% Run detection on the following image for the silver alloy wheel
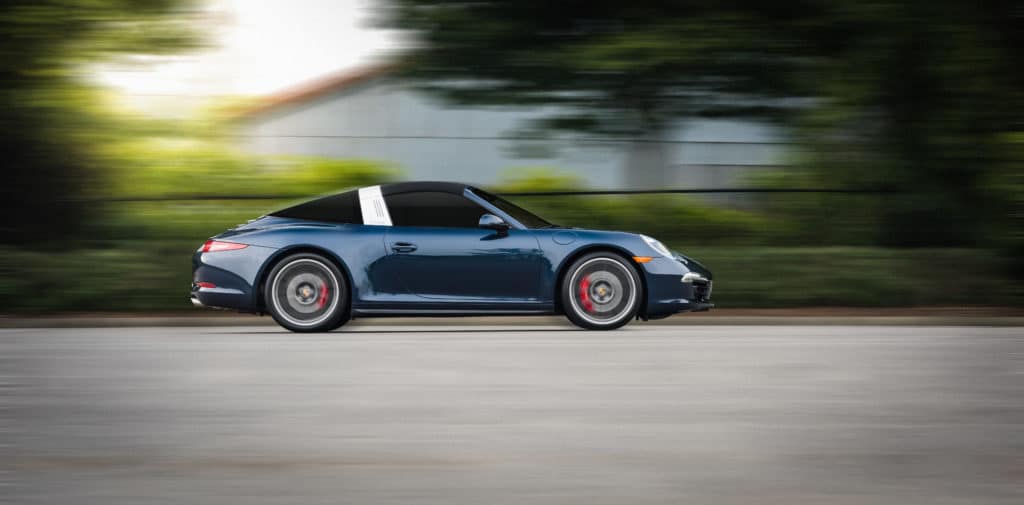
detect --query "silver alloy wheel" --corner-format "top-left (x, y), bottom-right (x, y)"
top-left (568, 257), bottom-right (637, 326)
top-left (269, 258), bottom-right (340, 328)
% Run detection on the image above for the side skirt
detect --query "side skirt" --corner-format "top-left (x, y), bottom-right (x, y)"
top-left (352, 308), bottom-right (554, 318)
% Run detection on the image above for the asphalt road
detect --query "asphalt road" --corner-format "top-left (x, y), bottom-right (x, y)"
top-left (3, 324), bottom-right (1022, 505)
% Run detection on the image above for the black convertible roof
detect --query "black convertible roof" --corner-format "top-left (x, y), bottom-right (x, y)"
top-left (380, 181), bottom-right (470, 195)
top-left (268, 181), bottom-right (475, 224)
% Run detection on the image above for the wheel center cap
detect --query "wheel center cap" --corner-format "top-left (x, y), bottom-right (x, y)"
top-left (295, 284), bottom-right (317, 304)
top-left (591, 282), bottom-right (614, 303)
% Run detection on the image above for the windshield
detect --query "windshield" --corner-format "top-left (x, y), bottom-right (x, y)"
top-left (471, 188), bottom-right (554, 229)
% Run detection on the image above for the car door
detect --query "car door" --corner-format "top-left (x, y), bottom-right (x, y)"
top-left (380, 190), bottom-right (544, 302)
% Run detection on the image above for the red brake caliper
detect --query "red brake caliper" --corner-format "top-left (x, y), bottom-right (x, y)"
top-left (316, 283), bottom-right (329, 309)
top-left (578, 275), bottom-right (594, 313)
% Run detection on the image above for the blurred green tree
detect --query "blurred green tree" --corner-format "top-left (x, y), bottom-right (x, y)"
top-left (382, 0), bottom-right (1024, 247)
top-left (0, 0), bottom-right (202, 244)
top-left (382, 1), bottom-right (806, 133)
top-left (381, 1), bottom-right (806, 185)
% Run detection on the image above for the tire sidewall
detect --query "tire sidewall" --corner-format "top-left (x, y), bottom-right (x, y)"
top-left (264, 253), bottom-right (349, 332)
top-left (561, 252), bottom-right (641, 330)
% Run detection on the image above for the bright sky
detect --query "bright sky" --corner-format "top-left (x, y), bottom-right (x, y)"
top-left (96, 0), bottom-right (400, 98)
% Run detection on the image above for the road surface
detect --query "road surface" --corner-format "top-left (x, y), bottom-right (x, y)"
top-left (3, 324), bottom-right (1022, 504)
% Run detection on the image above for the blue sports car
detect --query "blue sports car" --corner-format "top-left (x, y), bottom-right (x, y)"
top-left (191, 182), bottom-right (712, 331)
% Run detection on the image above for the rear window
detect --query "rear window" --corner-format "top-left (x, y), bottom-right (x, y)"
top-left (269, 190), bottom-right (361, 224)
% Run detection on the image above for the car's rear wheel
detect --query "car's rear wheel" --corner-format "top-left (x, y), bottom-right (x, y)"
top-left (561, 252), bottom-right (641, 330)
top-left (264, 253), bottom-right (349, 332)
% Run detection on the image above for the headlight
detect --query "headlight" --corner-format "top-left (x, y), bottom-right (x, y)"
top-left (640, 235), bottom-right (672, 257)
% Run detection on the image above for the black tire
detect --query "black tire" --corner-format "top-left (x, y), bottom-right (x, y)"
top-left (264, 253), bottom-right (350, 333)
top-left (560, 251), bottom-right (642, 330)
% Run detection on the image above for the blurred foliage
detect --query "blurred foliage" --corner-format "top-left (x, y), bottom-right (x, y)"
top-left (999, 133), bottom-right (1024, 277)
top-left (0, 166), bottom-right (1019, 313)
top-left (382, 1), bottom-right (803, 134)
top-left (384, 0), bottom-right (1024, 255)
top-left (494, 169), bottom-right (768, 245)
top-left (0, 0), bottom-right (204, 244)
top-left (101, 139), bottom-right (398, 199)
top-left (681, 247), bottom-right (1020, 308)
top-left (745, 169), bottom-right (888, 246)
top-left (89, 131), bottom-right (399, 240)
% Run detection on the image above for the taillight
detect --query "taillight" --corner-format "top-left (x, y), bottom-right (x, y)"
top-left (201, 240), bottom-right (248, 253)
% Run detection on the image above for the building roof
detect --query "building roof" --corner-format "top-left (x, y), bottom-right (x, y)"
top-left (240, 63), bottom-right (397, 118)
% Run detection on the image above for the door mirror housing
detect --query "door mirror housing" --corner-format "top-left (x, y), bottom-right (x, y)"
top-left (478, 213), bottom-right (510, 231)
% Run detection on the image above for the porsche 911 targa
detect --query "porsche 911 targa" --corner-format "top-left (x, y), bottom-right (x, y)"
top-left (191, 182), bottom-right (712, 331)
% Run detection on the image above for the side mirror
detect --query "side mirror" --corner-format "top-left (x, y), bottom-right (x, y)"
top-left (478, 213), bottom-right (510, 232)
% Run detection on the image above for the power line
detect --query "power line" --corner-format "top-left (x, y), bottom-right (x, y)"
top-left (501, 188), bottom-right (896, 196)
top-left (230, 133), bottom-right (799, 146)
top-left (96, 188), bottom-right (896, 203)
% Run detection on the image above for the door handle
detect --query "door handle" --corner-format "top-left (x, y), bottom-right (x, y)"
top-left (391, 242), bottom-right (417, 253)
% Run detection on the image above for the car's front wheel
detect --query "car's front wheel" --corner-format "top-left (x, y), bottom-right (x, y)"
top-left (264, 253), bottom-right (349, 332)
top-left (561, 252), bottom-right (641, 330)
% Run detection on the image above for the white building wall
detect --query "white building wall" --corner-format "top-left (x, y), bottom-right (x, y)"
top-left (239, 77), bottom-right (788, 189)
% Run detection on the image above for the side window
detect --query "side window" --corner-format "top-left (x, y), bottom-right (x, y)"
top-left (269, 190), bottom-right (361, 224)
top-left (385, 191), bottom-right (488, 228)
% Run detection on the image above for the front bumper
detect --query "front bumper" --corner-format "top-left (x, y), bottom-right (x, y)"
top-left (682, 272), bottom-right (713, 303)
top-left (641, 257), bottom-right (714, 318)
